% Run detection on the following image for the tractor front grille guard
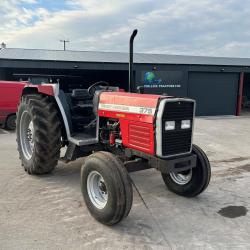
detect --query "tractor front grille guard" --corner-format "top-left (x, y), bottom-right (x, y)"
top-left (155, 98), bottom-right (195, 158)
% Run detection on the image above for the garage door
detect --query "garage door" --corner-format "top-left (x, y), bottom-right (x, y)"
top-left (188, 72), bottom-right (239, 116)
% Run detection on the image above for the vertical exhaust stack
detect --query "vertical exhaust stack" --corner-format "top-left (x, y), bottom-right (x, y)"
top-left (129, 29), bottom-right (138, 92)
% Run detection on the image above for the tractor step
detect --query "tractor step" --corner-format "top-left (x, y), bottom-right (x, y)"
top-left (69, 131), bottom-right (98, 146)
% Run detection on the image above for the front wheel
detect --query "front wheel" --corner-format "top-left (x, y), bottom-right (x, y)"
top-left (161, 144), bottom-right (211, 197)
top-left (81, 151), bottom-right (133, 225)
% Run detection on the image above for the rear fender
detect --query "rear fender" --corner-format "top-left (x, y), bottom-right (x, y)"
top-left (21, 84), bottom-right (72, 143)
top-left (22, 84), bottom-right (54, 96)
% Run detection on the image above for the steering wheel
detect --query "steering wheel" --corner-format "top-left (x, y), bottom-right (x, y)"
top-left (87, 81), bottom-right (109, 96)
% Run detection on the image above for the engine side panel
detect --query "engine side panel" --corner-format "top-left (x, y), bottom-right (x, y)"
top-left (120, 119), bottom-right (155, 154)
top-left (98, 92), bottom-right (161, 155)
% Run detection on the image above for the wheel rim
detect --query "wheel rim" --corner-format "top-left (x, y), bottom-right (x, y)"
top-left (87, 171), bottom-right (108, 209)
top-left (169, 169), bottom-right (193, 185)
top-left (19, 111), bottom-right (34, 160)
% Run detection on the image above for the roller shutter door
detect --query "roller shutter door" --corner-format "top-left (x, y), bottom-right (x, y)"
top-left (188, 72), bottom-right (239, 116)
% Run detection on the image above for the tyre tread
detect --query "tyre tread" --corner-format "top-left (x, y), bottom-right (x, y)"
top-left (162, 144), bottom-right (211, 197)
top-left (81, 151), bottom-right (133, 225)
top-left (16, 94), bottom-right (61, 175)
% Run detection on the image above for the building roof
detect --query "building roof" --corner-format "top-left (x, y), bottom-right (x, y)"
top-left (1, 48), bottom-right (250, 67)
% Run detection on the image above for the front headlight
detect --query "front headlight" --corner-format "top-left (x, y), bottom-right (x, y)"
top-left (165, 121), bottom-right (175, 131)
top-left (181, 120), bottom-right (191, 129)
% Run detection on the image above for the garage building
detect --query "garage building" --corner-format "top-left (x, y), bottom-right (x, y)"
top-left (0, 47), bottom-right (250, 116)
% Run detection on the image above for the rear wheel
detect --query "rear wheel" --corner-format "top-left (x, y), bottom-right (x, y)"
top-left (5, 114), bottom-right (16, 130)
top-left (16, 94), bottom-right (61, 175)
top-left (161, 144), bottom-right (211, 197)
top-left (81, 151), bottom-right (133, 225)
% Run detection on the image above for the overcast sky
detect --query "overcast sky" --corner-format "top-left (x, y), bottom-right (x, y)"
top-left (1, 0), bottom-right (250, 57)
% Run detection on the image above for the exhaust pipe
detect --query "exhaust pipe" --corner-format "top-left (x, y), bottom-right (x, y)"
top-left (129, 29), bottom-right (138, 92)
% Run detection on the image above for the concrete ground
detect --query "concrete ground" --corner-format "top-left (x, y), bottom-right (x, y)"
top-left (0, 117), bottom-right (250, 250)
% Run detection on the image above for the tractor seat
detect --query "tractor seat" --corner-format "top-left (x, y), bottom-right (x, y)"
top-left (70, 89), bottom-right (93, 112)
top-left (71, 89), bottom-right (91, 100)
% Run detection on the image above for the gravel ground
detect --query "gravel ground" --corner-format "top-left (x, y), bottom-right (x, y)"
top-left (0, 117), bottom-right (250, 250)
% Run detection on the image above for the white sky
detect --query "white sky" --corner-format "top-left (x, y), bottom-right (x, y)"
top-left (1, 0), bottom-right (250, 57)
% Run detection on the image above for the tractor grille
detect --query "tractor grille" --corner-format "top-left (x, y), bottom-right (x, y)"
top-left (161, 100), bottom-right (194, 157)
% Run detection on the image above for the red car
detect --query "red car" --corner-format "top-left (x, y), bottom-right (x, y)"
top-left (0, 81), bottom-right (26, 130)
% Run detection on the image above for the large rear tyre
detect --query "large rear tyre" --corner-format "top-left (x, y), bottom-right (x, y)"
top-left (81, 151), bottom-right (133, 225)
top-left (16, 94), bottom-right (61, 175)
top-left (161, 144), bottom-right (211, 197)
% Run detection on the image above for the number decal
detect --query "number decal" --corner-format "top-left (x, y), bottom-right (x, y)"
top-left (139, 107), bottom-right (153, 115)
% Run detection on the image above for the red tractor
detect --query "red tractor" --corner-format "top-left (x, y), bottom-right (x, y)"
top-left (16, 30), bottom-right (211, 225)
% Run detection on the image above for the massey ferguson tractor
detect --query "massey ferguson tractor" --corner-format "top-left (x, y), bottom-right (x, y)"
top-left (16, 30), bottom-right (211, 225)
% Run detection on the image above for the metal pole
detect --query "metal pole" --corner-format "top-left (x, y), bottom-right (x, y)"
top-left (60, 40), bottom-right (69, 51)
top-left (236, 72), bottom-right (244, 116)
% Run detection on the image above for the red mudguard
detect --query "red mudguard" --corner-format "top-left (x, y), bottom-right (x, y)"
top-left (22, 84), bottom-right (55, 96)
